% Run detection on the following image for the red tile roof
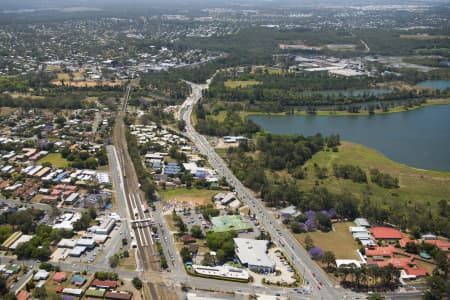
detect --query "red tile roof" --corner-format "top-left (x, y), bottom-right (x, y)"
top-left (370, 257), bottom-right (427, 277)
top-left (53, 272), bottom-right (67, 282)
top-left (365, 246), bottom-right (395, 257)
top-left (399, 237), bottom-right (417, 248)
top-left (17, 290), bottom-right (31, 300)
top-left (424, 239), bottom-right (450, 251)
top-left (91, 279), bottom-right (118, 289)
top-left (371, 227), bottom-right (403, 240)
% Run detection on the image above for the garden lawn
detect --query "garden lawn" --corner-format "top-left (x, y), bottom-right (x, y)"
top-left (295, 222), bottom-right (361, 260)
top-left (38, 153), bottom-right (69, 168)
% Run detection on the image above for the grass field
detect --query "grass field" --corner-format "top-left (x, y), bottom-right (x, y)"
top-left (224, 80), bottom-right (261, 88)
top-left (159, 188), bottom-right (220, 205)
top-left (9, 93), bottom-right (45, 100)
top-left (56, 73), bottom-right (71, 81)
top-left (211, 110), bottom-right (228, 122)
top-left (38, 153), bottom-right (69, 168)
top-left (300, 142), bottom-right (450, 210)
top-left (295, 222), bottom-right (361, 260)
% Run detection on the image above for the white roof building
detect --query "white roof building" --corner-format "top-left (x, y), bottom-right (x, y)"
top-left (354, 218), bottom-right (371, 228)
top-left (220, 193), bottom-right (236, 205)
top-left (10, 234), bottom-right (33, 250)
top-left (335, 259), bottom-right (362, 269)
top-left (192, 265), bottom-right (249, 280)
top-left (57, 239), bottom-right (77, 249)
top-left (69, 246), bottom-right (86, 257)
top-left (349, 226), bottom-right (368, 233)
top-left (234, 238), bottom-right (275, 273)
top-left (33, 269), bottom-right (50, 281)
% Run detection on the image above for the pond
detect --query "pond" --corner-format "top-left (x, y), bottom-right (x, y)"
top-left (416, 80), bottom-right (450, 90)
top-left (248, 104), bottom-right (450, 172)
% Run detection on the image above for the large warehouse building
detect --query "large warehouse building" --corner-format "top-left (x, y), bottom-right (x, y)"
top-left (233, 238), bottom-right (275, 273)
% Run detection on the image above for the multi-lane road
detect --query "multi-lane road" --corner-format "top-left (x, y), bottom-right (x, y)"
top-left (179, 82), bottom-right (354, 300)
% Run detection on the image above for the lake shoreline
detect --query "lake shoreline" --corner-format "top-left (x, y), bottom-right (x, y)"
top-left (247, 104), bottom-right (450, 172)
top-left (241, 98), bottom-right (450, 118)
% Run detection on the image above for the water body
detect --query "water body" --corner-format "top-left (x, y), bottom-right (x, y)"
top-left (248, 104), bottom-right (450, 172)
top-left (416, 80), bottom-right (450, 90)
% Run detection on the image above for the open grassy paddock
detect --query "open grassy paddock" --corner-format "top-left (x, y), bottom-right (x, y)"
top-left (224, 80), bottom-right (261, 88)
top-left (38, 153), bottom-right (70, 168)
top-left (295, 222), bottom-right (361, 260)
top-left (301, 142), bottom-right (450, 211)
top-left (159, 188), bottom-right (220, 206)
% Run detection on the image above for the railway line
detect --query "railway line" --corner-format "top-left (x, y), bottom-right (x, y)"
top-left (113, 86), bottom-right (179, 299)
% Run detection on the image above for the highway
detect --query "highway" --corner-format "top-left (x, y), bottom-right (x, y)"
top-left (179, 81), bottom-right (351, 300)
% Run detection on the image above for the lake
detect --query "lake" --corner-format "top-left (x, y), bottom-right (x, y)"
top-left (416, 80), bottom-right (450, 90)
top-left (248, 104), bottom-right (450, 172)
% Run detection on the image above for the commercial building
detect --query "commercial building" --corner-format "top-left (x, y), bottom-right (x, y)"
top-left (233, 238), bottom-right (276, 273)
top-left (192, 265), bottom-right (249, 280)
top-left (90, 217), bottom-right (116, 235)
top-left (69, 246), bottom-right (86, 257)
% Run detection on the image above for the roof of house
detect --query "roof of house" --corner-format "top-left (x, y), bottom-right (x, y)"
top-left (424, 239), bottom-right (450, 251)
top-left (182, 235), bottom-right (196, 244)
top-left (85, 288), bottom-right (106, 297)
top-left (371, 227), bottom-right (403, 240)
top-left (104, 291), bottom-right (132, 300)
top-left (399, 237), bottom-right (417, 248)
top-left (53, 271), bottom-right (67, 281)
top-left (33, 269), bottom-right (50, 280)
top-left (91, 279), bottom-right (118, 288)
top-left (17, 290), bottom-right (31, 300)
top-left (70, 274), bottom-right (86, 284)
top-left (371, 257), bottom-right (428, 277)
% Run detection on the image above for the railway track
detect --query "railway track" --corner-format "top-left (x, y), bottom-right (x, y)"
top-left (113, 86), bottom-right (179, 299)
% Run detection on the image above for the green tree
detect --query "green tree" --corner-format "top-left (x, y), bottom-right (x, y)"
top-left (304, 235), bottom-right (314, 251)
top-left (132, 277), bottom-right (143, 290)
top-left (368, 292), bottom-right (385, 300)
top-left (190, 225), bottom-right (203, 238)
top-left (424, 275), bottom-right (447, 300)
top-left (322, 251), bottom-right (336, 270)
top-left (180, 247), bottom-right (192, 263)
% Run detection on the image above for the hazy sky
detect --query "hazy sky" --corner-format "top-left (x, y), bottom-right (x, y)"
top-left (2, 0), bottom-right (447, 10)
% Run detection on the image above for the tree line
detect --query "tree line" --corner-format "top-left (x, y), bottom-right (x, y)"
top-left (195, 107), bottom-right (260, 137)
